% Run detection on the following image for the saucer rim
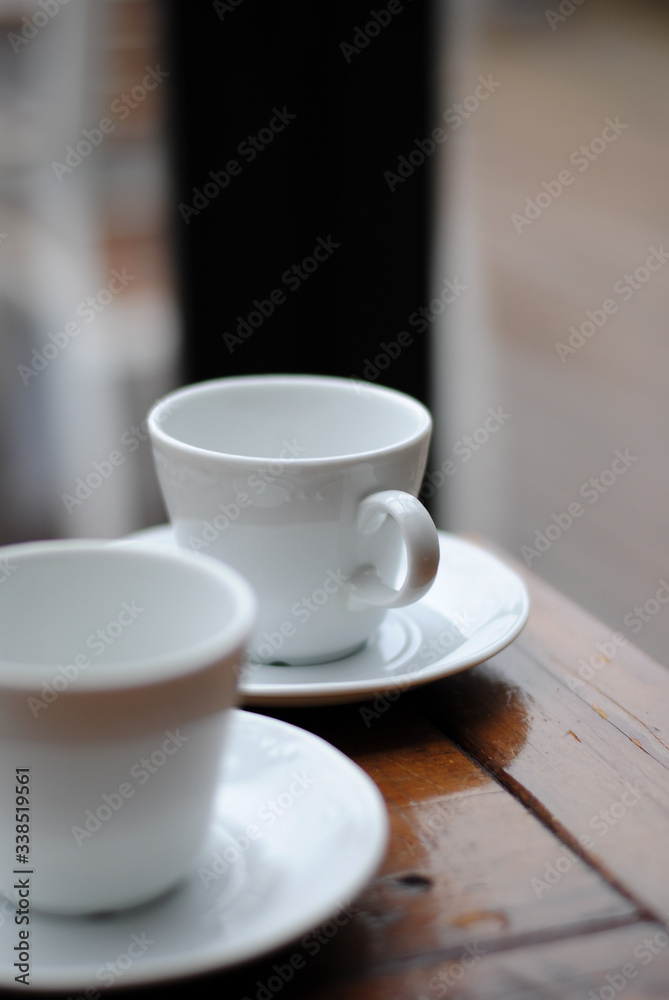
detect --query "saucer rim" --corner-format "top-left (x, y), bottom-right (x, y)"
top-left (123, 526), bottom-right (530, 707)
top-left (0, 709), bottom-right (389, 991)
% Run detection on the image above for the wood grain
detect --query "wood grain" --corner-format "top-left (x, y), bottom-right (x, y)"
top-left (252, 701), bottom-right (638, 963)
top-left (493, 540), bottom-right (669, 759)
top-left (288, 922), bottom-right (669, 1000)
top-left (412, 540), bottom-right (669, 926)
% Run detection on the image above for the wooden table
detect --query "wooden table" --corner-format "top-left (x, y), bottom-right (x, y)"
top-left (137, 538), bottom-right (669, 999)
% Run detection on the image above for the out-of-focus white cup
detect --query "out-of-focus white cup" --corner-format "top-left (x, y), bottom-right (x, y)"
top-left (0, 539), bottom-right (255, 915)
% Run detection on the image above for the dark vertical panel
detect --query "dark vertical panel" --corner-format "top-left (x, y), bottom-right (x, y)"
top-left (163, 0), bottom-right (431, 407)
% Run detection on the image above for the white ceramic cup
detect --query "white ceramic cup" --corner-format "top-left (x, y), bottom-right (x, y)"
top-left (0, 539), bottom-right (255, 915)
top-left (148, 374), bottom-right (440, 666)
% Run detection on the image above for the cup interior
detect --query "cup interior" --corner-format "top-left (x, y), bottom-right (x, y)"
top-left (150, 376), bottom-right (431, 460)
top-left (0, 542), bottom-right (255, 689)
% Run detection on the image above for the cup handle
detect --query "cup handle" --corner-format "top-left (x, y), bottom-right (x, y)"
top-left (347, 490), bottom-right (440, 609)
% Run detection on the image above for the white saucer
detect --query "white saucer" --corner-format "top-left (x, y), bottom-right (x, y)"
top-left (0, 710), bottom-right (388, 991)
top-left (122, 526), bottom-right (530, 707)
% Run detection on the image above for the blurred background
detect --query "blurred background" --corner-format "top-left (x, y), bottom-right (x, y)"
top-left (1, 0), bottom-right (668, 664)
top-left (0, 0), bottom-right (177, 541)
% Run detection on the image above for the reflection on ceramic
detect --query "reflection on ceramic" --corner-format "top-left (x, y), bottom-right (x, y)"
top-left (123, 527), bottom-right (530, 707)
top-left (0, 711), bottom-right (388, 991)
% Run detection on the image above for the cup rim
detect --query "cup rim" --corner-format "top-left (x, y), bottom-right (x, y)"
top-left (147, 373), bottom-right (432, 464)
top-left (0, 539), bottom-right (256, 691)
